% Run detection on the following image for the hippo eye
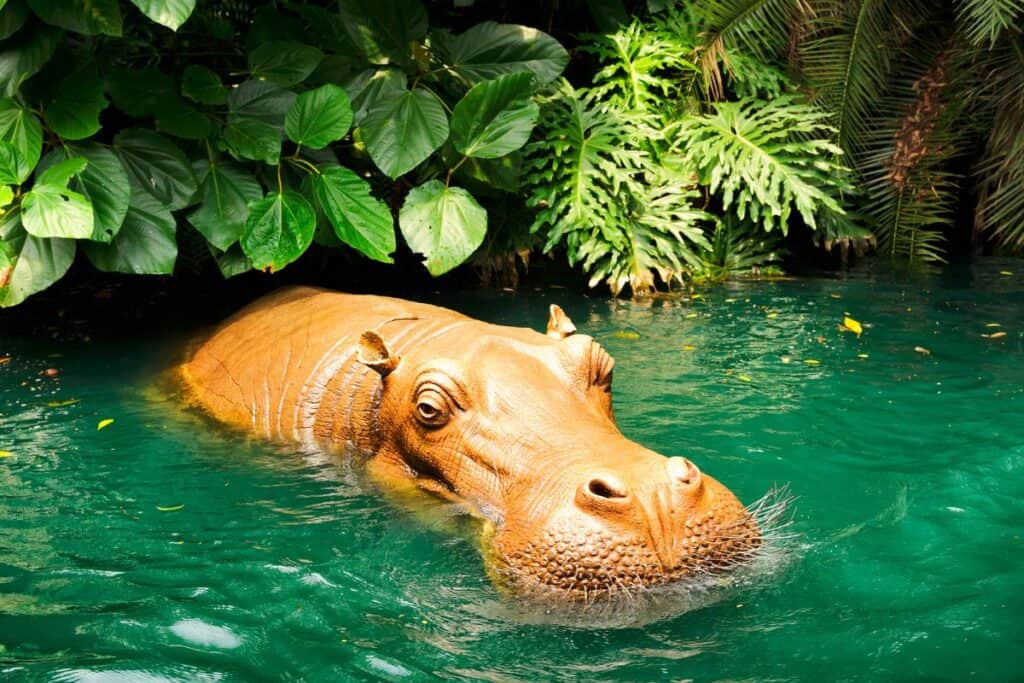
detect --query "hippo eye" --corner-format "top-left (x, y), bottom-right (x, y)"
top-left (414, 388), bottom-right (450, 427)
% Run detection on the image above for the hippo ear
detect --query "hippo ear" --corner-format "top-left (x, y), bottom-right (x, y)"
top-left (547, 304), bottom-right (576, 340)
top-left (357, 331), bottom-right (400, 377)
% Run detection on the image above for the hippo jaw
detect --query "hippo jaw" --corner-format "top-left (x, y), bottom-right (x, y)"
top-left (357, 306), bottom-right (765, 601)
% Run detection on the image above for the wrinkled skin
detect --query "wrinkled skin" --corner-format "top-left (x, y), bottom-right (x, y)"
top-left (179, 287), bottom-right (760, 599)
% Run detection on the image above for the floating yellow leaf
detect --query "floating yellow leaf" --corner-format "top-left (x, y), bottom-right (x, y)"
top-left (985, 323), bottom-right (1001, 328)
top-left (47, 398), bottom-right (80, 408)
top-left (914, 346), bottom-right (931, 355)
top-left (803, 359), bottom-right (820, 365)
top-left (682, 345), bottom-right (696, 351)
top-left (0, 357), bottom-right (10, 365)
top-left (982, 331), bottom-right (1007, 339)
top-left (0, 451), bottom-right (12, 458)
top-left (685, 313), bottom-right (698, 319)
top-left (157, 504), bottom-right (184, 512)
top-left (97, 419), bottom-right (115, 430)
top-left (766, 312), bottom-right (777, 319)
top-left (842, 316), bottom-right (863, 336)
top-left (738, 375), bottom-right (752, 382)
top-left (830, 293), bottom-right (841, 299)
top-left (690, 293), bottom-right (703, 300)
top-left (725, 298), bottom-right (737, 303)
top-left (1000, 270), bottom-right (1013, 276)
top-left (857, 353), bottom-right (869, 359)
top-left (610, 331), bottom-right (640, 340)
top-left (780, 355), bottom-right (792, 364)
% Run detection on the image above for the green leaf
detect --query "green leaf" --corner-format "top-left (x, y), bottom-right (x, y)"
top-left (181, 65), bottom-right (227, 105)
top-left (248, 42), bottom-right (323, 87)
top-left (311, 165), bottom-right (394, 263)
top-left (0, 211), bottom-right (76, 307)
top-left (0, 184), bottom-right (12, 207)
top-left (439, 22), bottom-right (569, 86)
top-left (399, 180), bottom-right (486, 275)
top-left (361, 87), bottom-right (448, 179)
top-left (56, 143), bottom-right (131, 243)
top-left (83, 188), bottom-right (176, 274)
top-left (36, 155), bottom-right (86, 186)
top-left (155, 99), bottom-right (210, 140)
top-left (107, 67), bottom-right (175, 117)
top-left (209, 241), bottom-right (251, 278)
top-left (450, 71), bottom-right (538, 159)
top-left (22, 174), bottom-right (95, 240)
top-left (128, 0), bottom-right (195, 31)
top-left (337, 0), bottom-right (427, 68)
top-left (113, 129), bottom-right (197, 211)
top-left (0, 140), bottom-right (18, 184)
top-left (241, 190), bottom-right (315, 272)
top-left (223, 118), bottom-right (280, 165)
top-left (285, 84), bottom-right (352, 149)
top-left (0, 23), bottom-right (61, 97)
top-left (345, 68), bottom-right (407, 125)
top-left (228, 80), bottom-right (295, 131)
top-left (45, 67), bottom-right (106, 140)
top-left (28, 0), bottom-right (122, 36)
top-left (0, 99), bottom-right (41, 183)
top-left (187, 160), bottom-right (262, 250)
top-left (0, 0), bottom-right (29, 41)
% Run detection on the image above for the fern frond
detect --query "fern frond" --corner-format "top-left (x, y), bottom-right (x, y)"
top-left (674, 96), bottom-right (852, 234)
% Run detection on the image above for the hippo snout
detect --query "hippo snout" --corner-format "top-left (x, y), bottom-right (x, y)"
top-left (486, 451), bottom-right (762, 600)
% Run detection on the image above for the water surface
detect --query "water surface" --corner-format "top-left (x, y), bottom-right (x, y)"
top-left (2, 263), bottom-right (1022, 681)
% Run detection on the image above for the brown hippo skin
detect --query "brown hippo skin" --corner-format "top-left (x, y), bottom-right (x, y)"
top-left (179, 286), bottom-right (761, 599)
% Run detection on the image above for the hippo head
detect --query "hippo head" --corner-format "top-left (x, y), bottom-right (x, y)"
top-left (357, 306), bottom-right (766, 601)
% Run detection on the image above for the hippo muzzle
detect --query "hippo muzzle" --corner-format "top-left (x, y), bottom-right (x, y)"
top-left (180, 288), bottom-right (769, 602)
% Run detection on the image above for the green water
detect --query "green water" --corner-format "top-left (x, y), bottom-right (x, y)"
top-left (2, 264), bottom-right (1023, 681)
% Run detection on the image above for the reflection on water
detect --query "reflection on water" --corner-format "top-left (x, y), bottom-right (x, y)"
top-left (2, 262), bottom-right (1023, 681)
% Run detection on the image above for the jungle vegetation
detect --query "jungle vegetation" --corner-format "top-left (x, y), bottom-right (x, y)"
top-left (0, 0), bottom-right (1020, 305)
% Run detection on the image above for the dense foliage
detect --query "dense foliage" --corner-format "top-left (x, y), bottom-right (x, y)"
top-left (0, 0), bottom-right (1020, 305)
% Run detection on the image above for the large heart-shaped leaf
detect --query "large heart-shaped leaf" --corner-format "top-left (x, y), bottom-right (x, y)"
top-left (28, 0), bottom-right (122, 36)
top-left (337, 0), bottom-right (427, 67)
top-left (187, 160), bottom-right (262, 250)
top-left (361, 87), bottom-right (448, 179)
top-left (0, 24), bottom-right (60, 97)
top-left (228, 80), bottom-right (295, 132)
top-left (58, 143), bottom-right (131, 243)
top-left (83, 187), bottom-right (176, 274)
top-left (0, 140), bottom-right (18, 184)
top-left (345, 68), bottom-right (407, 125)
top-left (113, 129), bottom-right (197, 210)
top-left (0, 0), bottom-right (29, 41)
top-left (311, 165), bottom-right (394, 263)
top-left (438, 22), bottom-right (568, 86)
top-left (22, 158), bottom-right (94, 239)
top-left (241, 190), bottom-right (315, 272)
top-left (223, 118), bottom-right (280, 165)
top-left (450, 71), bottom-right (538, 159)
top-left (0, 211), bottom-right (76, 307)
top-left (399, 180), bottom-right (486, 275)
top-left (285, 84), bottom-right (352, 149)
top-left (0, 99), bottom-right (41, 183)
top-left (128, 0), bottom-right (195, 31)
top-left (45, 66), bottom-right (106, 140)
top-left (248, 42), bottom-right (323, 87)
top-left (181, 65), bottom-right (227, 105)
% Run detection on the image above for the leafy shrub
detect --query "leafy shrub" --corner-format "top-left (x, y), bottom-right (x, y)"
top-left (0, 0), bottom-right (568, 306)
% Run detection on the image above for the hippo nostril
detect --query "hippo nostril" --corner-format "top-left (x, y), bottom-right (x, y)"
top-left (667, 456), bottom-right (701, 487)
top-left (586, 476), bottom-right (628, 500)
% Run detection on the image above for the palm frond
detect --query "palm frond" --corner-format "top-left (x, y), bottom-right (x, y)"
top-left (693, 0), bottom-right (804, 98)
top-left (956, 0), bottom-right (1024, 47)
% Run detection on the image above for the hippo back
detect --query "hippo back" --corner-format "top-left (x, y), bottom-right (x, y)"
top-left (179, 286), bottom-right (468, 451)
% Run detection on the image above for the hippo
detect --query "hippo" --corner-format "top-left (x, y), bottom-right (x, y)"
top-left (178, 287), bottom-right (771, 601)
